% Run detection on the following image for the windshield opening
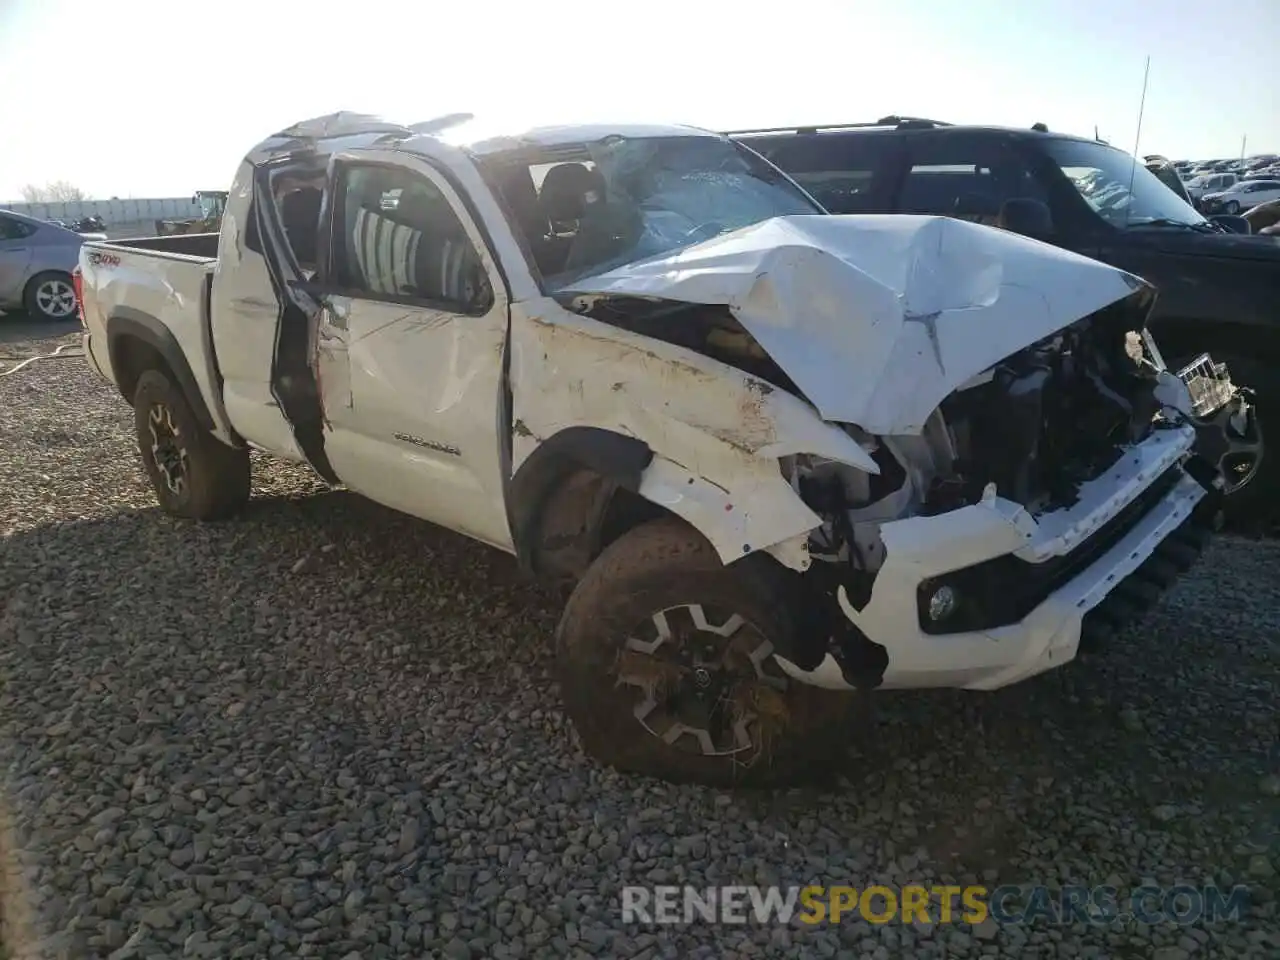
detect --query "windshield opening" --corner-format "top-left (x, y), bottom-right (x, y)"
top-left (476, 135), bottom-right (822, 289)
top-left (1042, 139), bottom-right (1208, 229)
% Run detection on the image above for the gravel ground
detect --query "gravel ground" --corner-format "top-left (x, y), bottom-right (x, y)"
top-left (0, 336), bottom-right (1277, 959)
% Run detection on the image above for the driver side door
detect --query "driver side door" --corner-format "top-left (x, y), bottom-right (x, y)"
top-left (315, 153), bottom-right (514, 550)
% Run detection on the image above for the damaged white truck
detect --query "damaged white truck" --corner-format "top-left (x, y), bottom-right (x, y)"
top-left (76, 113), bottom-right (1249, 786)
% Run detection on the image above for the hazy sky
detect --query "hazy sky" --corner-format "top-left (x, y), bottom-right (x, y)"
top-left (1, 0), bottom-right (1276, 201)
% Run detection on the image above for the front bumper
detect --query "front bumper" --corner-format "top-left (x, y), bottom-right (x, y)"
top-left (777, 424), bottom-right (1217, 692)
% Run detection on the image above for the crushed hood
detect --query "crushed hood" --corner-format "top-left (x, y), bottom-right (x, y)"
top-left (563, 215), bottom-right (1151, 434)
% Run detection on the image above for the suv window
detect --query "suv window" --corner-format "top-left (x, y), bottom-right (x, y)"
top-left (743, 134), bottom-right (900, 214)
top-left (0, 216), bottom-right (36, 241)
top-left (898, 140), bottom-right (1048, 225)
top-left (1041, 138), bottom-right (1208, 228)
top-left (330, 163), bottom-right (493, 314)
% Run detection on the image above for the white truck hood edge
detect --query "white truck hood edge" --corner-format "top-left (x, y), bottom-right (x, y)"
top-left (562, 214), bottom-right (1149, 434)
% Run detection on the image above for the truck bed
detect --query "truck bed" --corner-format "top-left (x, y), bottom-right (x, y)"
top-left (91, 232), bottom-right (220, 260)
top-left (78, 233), bottom-right (236, 444)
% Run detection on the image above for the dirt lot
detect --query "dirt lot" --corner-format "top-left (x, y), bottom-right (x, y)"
top-left (0, 330), bottom-right (1277, 959)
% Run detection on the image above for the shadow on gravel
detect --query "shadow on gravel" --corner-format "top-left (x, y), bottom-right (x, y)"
top-left (0, 488), bottom-right (1276, 892)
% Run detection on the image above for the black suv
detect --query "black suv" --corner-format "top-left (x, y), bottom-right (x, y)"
top-left (733, 117), bottom-right (1277, 521)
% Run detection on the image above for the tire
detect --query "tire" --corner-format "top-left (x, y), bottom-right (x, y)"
top-left (556, 517), bottom-right (862, 787)
top-left (1224, 200), bottom-right (1240, 215)
top-left (23, 271), bottom-right (78, 322)
top-left (132, 368), bottom-right (251, 520)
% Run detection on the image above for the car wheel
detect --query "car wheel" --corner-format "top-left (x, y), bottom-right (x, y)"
top-left (556, 517), bottom-right (862, 787)
top-left (1224, 200), bottom-right (1240, 214)
top-left (23, 271), bottom-right (78, 322)
top-left (132, 368), bottom-right (251, 520)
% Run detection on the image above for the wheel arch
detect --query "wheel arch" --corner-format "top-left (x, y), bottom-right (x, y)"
top-left (508, 426), bottom-right (672, 582)
top-left (106, 308), bottom-right (217, 433)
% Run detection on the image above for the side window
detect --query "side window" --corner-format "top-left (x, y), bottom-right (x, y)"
top-left (750, 134), bottom-right (899, 214)
top-left (271, 169), bottom-right (325, 274)
top-left (0, 216), bottom-right (36, 241)
top-left (330, 164), bottom-right (494, 314)
top-left (899, 140), bottom-right (1049, 226)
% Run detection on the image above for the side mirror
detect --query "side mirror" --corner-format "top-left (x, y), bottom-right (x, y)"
top-left (1209, 214), bottom-right (1252, 235)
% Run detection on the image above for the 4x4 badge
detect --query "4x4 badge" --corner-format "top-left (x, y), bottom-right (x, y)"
top-left (394, 432), bottom-right (460, 456)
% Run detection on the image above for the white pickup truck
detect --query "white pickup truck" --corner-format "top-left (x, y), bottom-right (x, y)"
top-left (76, 112), bottom-right (1242, 786)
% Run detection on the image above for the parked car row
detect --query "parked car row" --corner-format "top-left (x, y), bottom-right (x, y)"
top-left (1171, 153), bottom-right (1280, 180)
top-left (68, 111), bottom-right (1264, 785)
top-left (1200, 178), bottom-right (1280, 214)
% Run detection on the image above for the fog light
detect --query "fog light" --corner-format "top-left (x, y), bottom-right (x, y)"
top-left (927, 585), bottom-right (959, 622)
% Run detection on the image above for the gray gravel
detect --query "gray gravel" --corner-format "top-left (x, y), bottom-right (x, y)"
top-left (0, 335), bottom-right (1277, 959)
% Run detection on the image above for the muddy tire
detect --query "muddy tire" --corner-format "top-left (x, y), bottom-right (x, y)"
top-left (556, 517), bottom-right (861, 787)
top-left (133, 369), bottom-right (250, 520)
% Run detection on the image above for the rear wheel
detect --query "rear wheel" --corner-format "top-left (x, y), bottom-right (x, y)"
top-left (23, 271), bottom-right (77, 322)
top-left (132, 369), bottom-right (251, 520)
top-left (556, 518), bottom-right (861, 787)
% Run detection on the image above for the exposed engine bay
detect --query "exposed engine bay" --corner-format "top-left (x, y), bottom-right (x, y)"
top-left (791, 310), bottom-right (1175, 579)
top-left (571, 292), bottom-right (1184, 579)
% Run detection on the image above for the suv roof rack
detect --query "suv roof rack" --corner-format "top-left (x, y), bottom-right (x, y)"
top-left (724, 116), bottom-right (952, 136)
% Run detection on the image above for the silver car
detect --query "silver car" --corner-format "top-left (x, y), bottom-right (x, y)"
top-left (0, 209), bottom-right (99, 321)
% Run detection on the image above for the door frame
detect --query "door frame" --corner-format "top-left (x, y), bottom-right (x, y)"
top-left (250, 155), bottom-right (339, 482)
top-left (306, 148), bottom-right (518, 545)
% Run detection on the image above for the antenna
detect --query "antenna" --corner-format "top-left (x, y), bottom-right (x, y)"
top-left (1123, 56), bottom-right (1152, 230)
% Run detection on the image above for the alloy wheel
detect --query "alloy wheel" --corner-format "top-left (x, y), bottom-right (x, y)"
top-left (148, 403), bottom-right (189, 496)
top-left (35, 278), bottom-right (77, 319)
top-left (615, 603), bottom-right (789, 759)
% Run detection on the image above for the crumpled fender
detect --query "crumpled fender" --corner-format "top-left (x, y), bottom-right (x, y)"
top-left (508, 298), bottom-right (878, 570)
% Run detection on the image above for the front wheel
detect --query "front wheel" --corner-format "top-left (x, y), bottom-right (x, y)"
top-left (23, 271), bottom-right (78, 322)
top-left (133, 369), bottom-right (251, 520)
top-left (556, 518), bottom-right (861, 787)
top-left (1223, 200), bottom-right (1240, 215)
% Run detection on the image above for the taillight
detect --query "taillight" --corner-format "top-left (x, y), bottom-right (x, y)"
top-left (71, 266), bottom-right (86, 327)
